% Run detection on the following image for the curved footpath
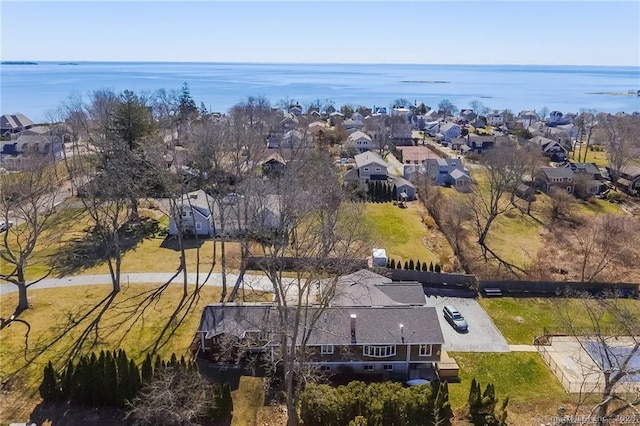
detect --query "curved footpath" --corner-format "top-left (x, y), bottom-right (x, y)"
top-left (0, 272), bottom-right (277, 296)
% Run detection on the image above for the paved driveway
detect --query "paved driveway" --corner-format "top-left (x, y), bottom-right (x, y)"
top-left (424, 295), bottom-right (510, 352)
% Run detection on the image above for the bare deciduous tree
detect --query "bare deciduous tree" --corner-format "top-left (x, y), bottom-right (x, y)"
top-left (126, 367), bottom-right (215, 426)
top-left (468, 142), bottom-right (528, 274)
top-left (595, 114), bottom-right (638, 189)
top-left (0, 153), bottom-right (63, 314)
top-left (246, 151), bottom-right (370, 426)
top-left (556, 293), bottom-right (640, 425)
top-left (571, 215), bottom-right (640, 283)
top-left (548, 188), bottom-right (576, 221)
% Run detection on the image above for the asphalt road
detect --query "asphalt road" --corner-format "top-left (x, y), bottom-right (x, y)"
top-left (423, 294), bottom-right (510, 352)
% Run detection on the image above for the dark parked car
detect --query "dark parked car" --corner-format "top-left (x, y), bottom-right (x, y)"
top-left (443, 305), bottom-right (468, 332)
top-left (0, 220), bottom-right (13, 233)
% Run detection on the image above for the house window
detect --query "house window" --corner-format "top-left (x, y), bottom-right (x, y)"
top-left (567, 186), bottom-right (572, 193)
top-left (363, 364), bottom-right (374, 372)
top-left (383, 364), bottom-right (394, 371)
top-left (322, 365), bottom-right (332, 372)
top-left (419, 345), bottom-right (432, 357)
top-left (195, 222), bottom-right (202, 230)
top-left (375, 167), bottom-right (381, 172)
top-left (364, 167), bottom-right (369, 172)
top-left (363, 345), bottom-right (396, 358)
top-left (321, 345), bottom-right (334, 355)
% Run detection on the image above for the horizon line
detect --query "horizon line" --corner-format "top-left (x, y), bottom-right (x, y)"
top-left (2, 59), bottom-right (638, 68)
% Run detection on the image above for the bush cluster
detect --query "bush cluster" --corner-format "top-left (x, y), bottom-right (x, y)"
top-left (386, 258), bottom-right (442, 273)
top-left (39, 350), bottom-right (232, 421)
top-left (299, 380), bottom-right (453, 426)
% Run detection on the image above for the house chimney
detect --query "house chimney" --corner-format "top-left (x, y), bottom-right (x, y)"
top-left (350, 314), bottom-right (357, 344)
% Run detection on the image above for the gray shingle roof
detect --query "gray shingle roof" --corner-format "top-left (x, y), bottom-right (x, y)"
top-left (198, 303), bottom-right (444, 346)
top-left (540, 166), bottom-right (575, 179)
top-left (354, 151), bottom-right (387, 169)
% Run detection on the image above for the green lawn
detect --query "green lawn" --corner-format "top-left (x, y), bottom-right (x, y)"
top-left (231, 376), bottom-right (266, 426)
top-left (478, 297), bottom-right (640, 345)
top-left (0, 206), bottom-right (245, 282)
top-left (0, 284), bottom-right (269, 424)
top-left (447, 352), bottom-right (570, 424)
top-left (362, 202), bottom-right (450, 267)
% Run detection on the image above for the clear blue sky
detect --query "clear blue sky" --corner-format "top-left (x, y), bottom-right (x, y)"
top-left (2, 1), bottom-right (639, 66)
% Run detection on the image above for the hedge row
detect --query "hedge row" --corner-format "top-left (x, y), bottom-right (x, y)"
top-left (386, 258), bottom-right (442, 272)
top-left (299, 380), bottom-right (453, 426)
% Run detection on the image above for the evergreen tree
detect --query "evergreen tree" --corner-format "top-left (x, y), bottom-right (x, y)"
top-left (396, 259), bottom-right (402, 269)
top-left (117, 350), bottom-right (130, 407)
top-left (415, 260), bottom-right (422, 271)
top-left (409, 259), bottom-right (415, 270)
top-left (178, 82), bottom-right (198, 119)
top-left (128, 359), bottom-right (142, 401)
top-left (433, 381), bottom-right (453, 425)
top-left (141, 353), bottom-right (153, 383)
top-left (154, 354), bottom-right (163, 375)
top-left (60, 360), bottom-right (75, 400)
top-left (104, 351), bottom-right (118, 406)
top-left (367, 181), bottom-right (374, 202)
top-left (429, 261), bottom-right (434, 272)
top-left (435, 263), bottom-right (442, 273)
top-left (199, 101), bottom-right (208, 117)
top-left (404, 261), bottom-right (409, 270)
top-left (169, 353), bottom-right (178, 368)
top-left (221, 382), bottom-right (234, 418)
top-left (40, 361), bottom-right (61, 402)
top-left (389, 259), bottom-right (396, 269)
top-left (391, 184), bottom-right (398, 202)
top-left (422, 262), bottom-right (428, 272)
top-left (88, 352), bottom-right (100, 406)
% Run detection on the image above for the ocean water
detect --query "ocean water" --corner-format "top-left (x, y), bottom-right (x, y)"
top-left (1, 62), bottom-right (639, 122)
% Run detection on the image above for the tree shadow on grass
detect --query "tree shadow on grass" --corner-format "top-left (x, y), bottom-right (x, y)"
top-left (159, 235), bottom-right (206, 251)
top-left (52, 217), bottom-right (162, 278)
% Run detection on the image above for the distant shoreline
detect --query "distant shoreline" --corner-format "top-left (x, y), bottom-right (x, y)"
top-left (2, 61), bottom-right (38, 65)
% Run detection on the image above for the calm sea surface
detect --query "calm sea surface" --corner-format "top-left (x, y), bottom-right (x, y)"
top-left (1, 62), bottom-right (639, 122)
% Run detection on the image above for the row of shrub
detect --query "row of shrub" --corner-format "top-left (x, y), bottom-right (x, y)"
top-left (299, 380), bottom-right (453, 426)
top-left (300, 379), bottom-right (508, 426)
top-left (349, 181), bottom-right (399, 203)
top-left (39, 349), bottom-right (232, 421)
top-left (386, 258), bottom-right (443, 273)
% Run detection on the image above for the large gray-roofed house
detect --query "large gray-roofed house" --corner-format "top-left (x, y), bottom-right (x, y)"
top-left (536, 166), bottom-right (576, 194)
top-left (197, 303), bottom-right (444, 378)
top-left (1, 113), bottom-right (34, 135)
top-left (331, 269), bottom-right (425, 307)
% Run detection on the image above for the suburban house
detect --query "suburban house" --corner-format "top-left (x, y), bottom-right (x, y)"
top-left (529, 136), bottom-right (567, 162)
top-left (465, 134), bottom-right (497, 154)
top-left (0, 113), bottom-right (34, 135)
top-left (486, 110), bottom-right (505, 126)
top-left (563, 162), bottom-right (604, 196)
top-left (391, 122), bottom-right (413, 146)
top-left (168, 190), bottom-right (213, 237)
top-left (609, 165), bottom-right (640, 196)
top-left (390, 176), bottom-right (416, 200)
top-left (280, 113), bottom-right (299, 131)
top-left (422, 158), bottom-right (471, 186)
top-left (196, 269), bottom-right (446, 380)
top-left (536, 167), bottom-right (576, 194)
top-left (329, 112), bottom-right (345, 126)
top-left (519, 111), bottom-right (539, 128)
top-left (435, 122), bottom-right (461, 144)
top-left (351, 112), bottom-right (365, 123)
top-left (288, 103), bottom-right (303, 116)
top-left (257, 152), bottom-right (287, 178)
top-left (346, 151), bottom-right (388, 183)
top-left (0, 124), bottom-right (65, 170)
top-left (308, 121), bottom-right (327, 135)
top-left (346, 131), bottom-right (372, 153)
top-left (395, 146), bottom-right (439, 164)
top-left (515, 184), bottom-right (536, 202)
top-left (169, 190), bottom-right (282, 238)
top-left (343, 118), bottom-right (365, 131)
